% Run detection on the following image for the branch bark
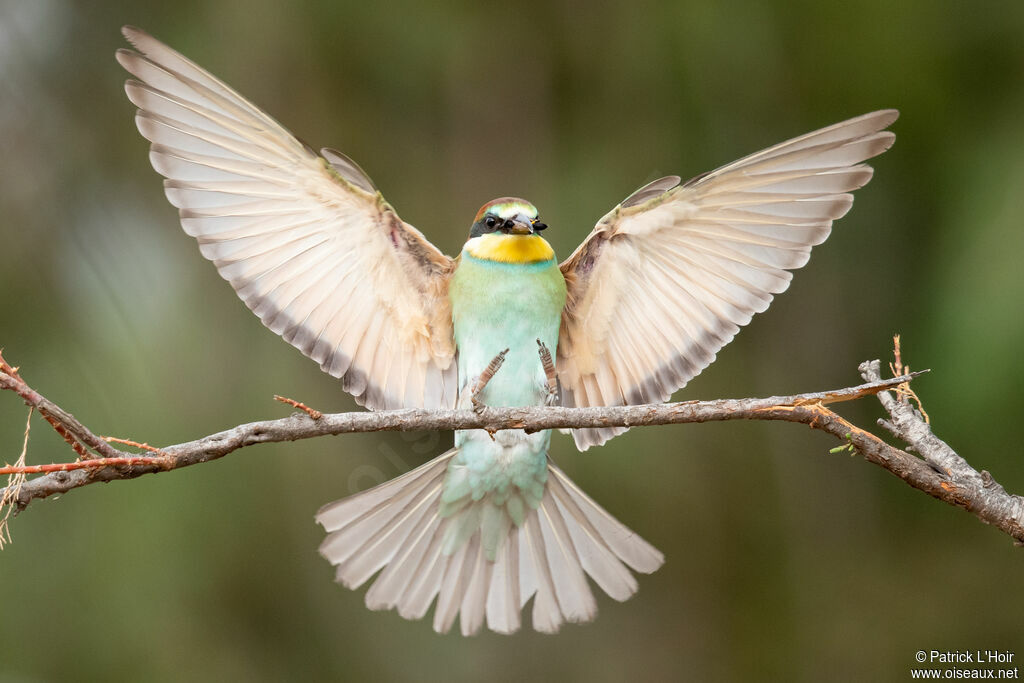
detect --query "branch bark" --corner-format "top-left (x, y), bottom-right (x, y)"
top-left (2, 350), bottom-right (1023, 546)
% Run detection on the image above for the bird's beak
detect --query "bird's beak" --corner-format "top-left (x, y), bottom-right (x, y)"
top-left (507, 213), bottom-right (535, 235)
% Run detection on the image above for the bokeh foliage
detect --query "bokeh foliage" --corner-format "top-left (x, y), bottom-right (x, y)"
top-left (1, 0), bottom-right (1023, 681)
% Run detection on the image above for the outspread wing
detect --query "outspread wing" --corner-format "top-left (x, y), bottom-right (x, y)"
top-left (117, 27), bottom-right (458, 410)
top-left (558, 110), bottom-right (898, 449)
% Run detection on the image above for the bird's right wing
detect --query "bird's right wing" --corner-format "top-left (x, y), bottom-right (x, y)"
top-left (118, 26), bottom-right (458, 410)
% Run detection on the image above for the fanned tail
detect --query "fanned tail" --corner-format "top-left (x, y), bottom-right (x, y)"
top-left (316, 449), bottom-right (663, 635)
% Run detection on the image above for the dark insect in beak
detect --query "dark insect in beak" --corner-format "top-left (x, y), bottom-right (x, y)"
top-left (532, 221), bottom-right (547, 232)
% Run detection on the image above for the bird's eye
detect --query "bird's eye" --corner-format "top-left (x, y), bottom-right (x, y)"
top-left (504, 220), bottom-right (514, 229)
top-left (485, 217), bottom-right (496, 228)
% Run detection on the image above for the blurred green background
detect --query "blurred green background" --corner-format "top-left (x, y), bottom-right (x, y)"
top-left (2, 0), bottom-right (1023, 681)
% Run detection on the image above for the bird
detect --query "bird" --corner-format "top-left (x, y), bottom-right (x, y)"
top-left (116, 25), bottom-right (897, 635)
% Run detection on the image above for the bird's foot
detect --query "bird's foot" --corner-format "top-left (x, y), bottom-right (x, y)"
top-left (471, 348), bottom-right (509, 413)
top-left (536, 339), bottom-right (559, 406)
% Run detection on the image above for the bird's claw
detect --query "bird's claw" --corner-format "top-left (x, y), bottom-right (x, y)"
top-left (536, 339), bottom-right (559, 405)
top-left (469, 348), bottom-right (509, 413)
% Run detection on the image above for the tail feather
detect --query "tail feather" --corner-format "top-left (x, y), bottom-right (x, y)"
top-left (334, 471), bottom-right (445, 589)
top-left (398, 527), bottom-right (448, 620)
top-left (516, 523), bottom-right (538, 608)
top-left (433, 533), bottom-right (476, 633)
top-left (365, 512), bottom-right (442, 610)
top-left (523, 512), bottom-right (565, 634)
top-left (538, 496), bottom-right (599, 623)
top-left (317, 450), bottom-right (454, 569)
top-left (546, 471), bottom-right (644, 600)
top-left (459, 541), bottom-right (494, 636)
top-left (547, 464), bottom-right (664, 574)
top-left (485, 527), bottom-right (521, 634)
top-left (316, 449), bottom-right (664, 635)
top-left (317, 449), bottom-right (453, 527)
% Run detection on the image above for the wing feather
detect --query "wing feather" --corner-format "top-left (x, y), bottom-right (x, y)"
top-left (559, 110), bottom-right (897, 449)
top-left (119, 26), bottom-right (456, 410)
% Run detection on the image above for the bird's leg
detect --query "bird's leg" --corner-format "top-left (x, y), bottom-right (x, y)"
top-left (471, 348), bottom-right (509, 412)
top-left (536, 339), bottom-right (559, 406)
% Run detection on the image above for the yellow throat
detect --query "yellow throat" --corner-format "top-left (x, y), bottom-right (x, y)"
top-left (465, 233), bottom-right (555, 264)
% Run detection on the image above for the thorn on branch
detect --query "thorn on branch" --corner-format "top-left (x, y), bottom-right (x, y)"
top-left (101, 436), bottom-right (174, 470)
top-left (0, 350), bottom-right (24, 384)
top-left (274, 395), bottom-right (323, 420)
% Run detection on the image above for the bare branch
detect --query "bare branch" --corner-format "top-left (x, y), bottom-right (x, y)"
top-left (0, 367), bottom-right (916, 501)
top-left (2, 345), bottom-right (1022, 547)
top-left (860, 359), bottom-right (1024, 544)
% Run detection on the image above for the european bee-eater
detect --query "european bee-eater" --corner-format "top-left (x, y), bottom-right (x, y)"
top-left (117, 26), bottom-right (896, 635)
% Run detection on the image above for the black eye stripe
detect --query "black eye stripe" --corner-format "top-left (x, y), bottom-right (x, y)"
top-left (473, 212), bottom-right (546, 237)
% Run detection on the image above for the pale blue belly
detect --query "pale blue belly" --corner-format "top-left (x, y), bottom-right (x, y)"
top-left (443, 254), bottom-right (566, 508)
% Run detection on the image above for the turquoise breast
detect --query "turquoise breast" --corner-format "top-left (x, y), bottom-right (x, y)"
top-left (448, 253), bottom-right (566, 408)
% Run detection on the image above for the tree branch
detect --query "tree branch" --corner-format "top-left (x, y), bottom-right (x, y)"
top-left (2, 347), bottom-right (1022, 546)
top-left (859, 359), bottom-right (1024, 543)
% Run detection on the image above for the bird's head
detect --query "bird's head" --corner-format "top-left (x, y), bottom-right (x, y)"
top-left (469, 198), bottom-right (547, 237)
top-left (464, 198), bottom-right (554, 264)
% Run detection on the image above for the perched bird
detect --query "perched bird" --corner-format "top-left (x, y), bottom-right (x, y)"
top-left (117, 26), bottom-right (897, 635)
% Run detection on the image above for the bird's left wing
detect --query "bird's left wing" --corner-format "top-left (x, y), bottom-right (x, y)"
top-left (117, 27), bottom-right (458, 410)
top-left (558, 110), bottom-right (898, 449)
